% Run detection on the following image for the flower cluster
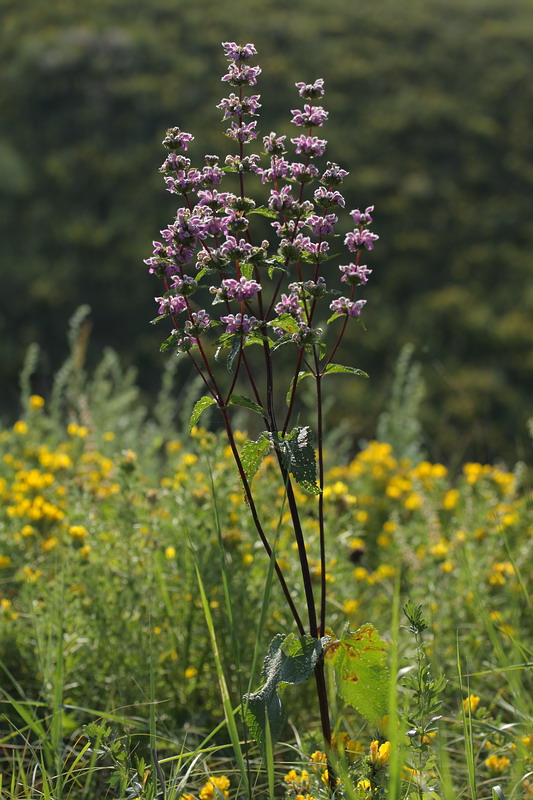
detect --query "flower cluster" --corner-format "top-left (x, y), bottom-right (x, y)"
top-left (145, 41), bottom-right (378, 369)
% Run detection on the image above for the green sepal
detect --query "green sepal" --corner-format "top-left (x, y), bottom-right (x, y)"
top-left (229, 395), bottom-right (269, 420)
top-left (325, 623), bottom-right (390, 725)
top-left (189, 396), bottom-right (216, 431)
top-left (243, 633), bottom-right (322, 753)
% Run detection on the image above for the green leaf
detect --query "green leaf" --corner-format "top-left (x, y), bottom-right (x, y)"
top-left (229, 395), bottom-right (268, 420)
top-left (248, 206), bottom-right (279, 219)
top-left (240, 262), bottom-right (254, 280)
top-left (269, 314), bottom-right (301, 336)
top-left (324, 363), bottom-right (369, 378)
top-left (277, 427), bottom-right (321, 495)
top-left (189, 396), bottom-right (216, 431)
top-left (285, 371), bottom-right (314, 405)
top-left (325, 624), bottom-right (390, 724)
top-left (243, 633), bottom-right (322, 753)
top-left (240, 432), bottom-right (273, 484)
top-left (227, 338), bottom-right (242, 372)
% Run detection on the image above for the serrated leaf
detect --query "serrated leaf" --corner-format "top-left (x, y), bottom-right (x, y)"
top-left (189, 396), bottom-right (216, 432)
top-left (240, 262), bottom-right (254, 280)
top-left (324, 363), bottom-right (369, 378)
top-left (229, 394), bottom-right (268, 420)
top-left (240, 433), bottom-right (272, 484)
top-left (269, 314), bottom-right (301, 336)
top-left (243, 633), bottom-right (322, 753)
top-left (277, 427), bottom-right (321, 495)
top-left (325, 624), bottom-right (390, 724)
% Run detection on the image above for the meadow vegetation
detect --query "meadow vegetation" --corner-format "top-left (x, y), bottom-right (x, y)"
top-left (0, 331), bottom-right (531, 798)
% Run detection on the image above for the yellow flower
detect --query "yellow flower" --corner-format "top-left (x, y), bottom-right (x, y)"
top-left (184, 667), bottom-right (198, 679)
top-left (343, 599), bottom-right (360, 615)
top-left (103, 431), bottom-right (115, 442)
top-left (357, 779), bottom-right (371, 790)
top-left (310, 750), bottom-right (327, 764)
top-left (69, 525), bottom-right (88, 540)
top-left (369, 740), bottom-right (390, 767)
top-left (0, 556), bottom-right (11, 568)
top-left (463, 694), bottom-right (480, 713)
top-left (13, 420), bottom-right (28, 435)
top-left (485, 754), bottom-right (510, 773)
top-left (442, 489), bottom-right (459, 510)
top-left (404, 492), bottom-right (422, 510)
top-left (165, 546), bottom-right (176, 559)
top-left (29, 394), bottom-right (45, 409)
top-left (242, 553), bottom-right (254, 566)
top-left (199, 775), bottom-right (230, 800)
top-left (41, 537), bottom-right (59, 552)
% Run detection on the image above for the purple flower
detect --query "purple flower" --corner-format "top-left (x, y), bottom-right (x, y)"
top-left (155, 295), bottom-right (188, 316)
top-left (162, 128), bottom-right (194, 152)
top-left (261, 156), bottom-right (290, 184)
top-left (219, 236), bottom-right (253, 259)
top-left (330, 297), bottom-right (367, 317)
top-left (289, 162), bottom-right (319, 183)
top-left (295, 79), bottom-right (325, 99)
top-left (345, 229), bottom-right (379, 252)
top-left (185, 309), bottom-right (211, 333)
top-left (274, 293), bottom-right (301, 316)
top-left (350, 206), bottom-right (374, 225)
top-left (313, 186), bottom-right (345, 208)
top-left (271, 219), bottom-right (305, 237)
top-left (222, 42), bottom-right (257, 62)
top-left (217, 277), bottom-right (261, 301)
top-left (306, 213), bottom-right (337, 236)
top-left (339, 263), bottom-right (372, 285)
top-left (278, 234), bottom-right (312, 261)
top-left (225, 153), bottom-right (262, 174)
top-left (221, 63), bottom-right (261, 87)
top-left (306, 240), bottom-right (330, 258)
top-left (164, 170), bottom-right (201, 194)
top-left (159, 153), bottom-right (191, 174)
top-left (291, 134), bottom-right (327, 157)
top-left (196, 189), bottom-right (230, 210)
top-left (291, 104), bottom-right (329, 127)
top-left (268, 186), bottom-right (298, 213)
top-left (263, 132), bottom-right (287, 155)
top-left (226, 120), bottom-right (258, 143)
top-left (321, 162), bottom-right (349, 186)
top-left (217, 93), bottom-right (262, 119)
top-left (201, 164), bottom-right (224, 186)
top-left (220, 313), bottom-right (259, 334)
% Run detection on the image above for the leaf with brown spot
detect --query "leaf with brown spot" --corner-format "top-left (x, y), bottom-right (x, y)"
top-left (329, 623), bottom-right (390, 724)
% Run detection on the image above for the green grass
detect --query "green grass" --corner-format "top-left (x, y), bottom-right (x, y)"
top-left (0, 344), bottom-right (531, 799)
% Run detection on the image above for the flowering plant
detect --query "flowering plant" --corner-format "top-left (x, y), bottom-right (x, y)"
top-left (145, 42), bottom-right (388, 774)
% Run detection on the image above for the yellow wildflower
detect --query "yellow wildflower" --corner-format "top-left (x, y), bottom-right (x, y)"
top-left (463, 694), bottom-right (480, 713)
top-left (310, 750), bottom-right (327, 764)
top-left (184, 667), bottom-right (198, 679)
top-left (442, 489), bottom-right (459, 510)
top-left (165, 546), bottom-right (176, 559)
top-left (199, 775), bottom-right (230, 800)
top-left (485, 754), bottom-right (510, 772)
top-left (13, 420), bottom-right (28, 435)
top-left (69, 525), bottom-right (88, 540)
top-left (0, 556), bottom-right (11, 568)
top-left (357, 779), bottom-right (371, 790)
top-left (343, 599), bottom-right (360, 615)
top-left (29, 395), bottom-right (45, 409)
top-left (369, 740), bottom-right (390, 767)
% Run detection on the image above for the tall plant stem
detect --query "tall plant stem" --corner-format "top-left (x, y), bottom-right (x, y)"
top-left (219, 407), bottom-right (305, 636)
top-left (315, 372), bottom-right (327, 636)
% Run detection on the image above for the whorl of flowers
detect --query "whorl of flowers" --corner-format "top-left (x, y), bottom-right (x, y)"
top-left (145, 42), bottom-right (378, 359)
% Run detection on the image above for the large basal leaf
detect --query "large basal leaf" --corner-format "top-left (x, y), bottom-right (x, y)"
top-left (278, 427), bottom-right (321, 495)
top-left (325, 624), bottom-right (390, 724)
top-left (240, 432), bottom-right (273, 484)
top-left (243, 633), bottom-right (322, 753)
top-left (189, 396), bottom-right (216, 431)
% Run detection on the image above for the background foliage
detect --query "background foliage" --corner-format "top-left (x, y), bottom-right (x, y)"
top-left (2, 0), bottom-right (533, 464)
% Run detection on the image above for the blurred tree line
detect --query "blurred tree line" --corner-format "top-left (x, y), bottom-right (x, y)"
top-left (1, 0), bottom-right (532, 465)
